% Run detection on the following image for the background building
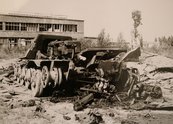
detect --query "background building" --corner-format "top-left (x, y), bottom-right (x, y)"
top-left (0, 13), bottom-right (84, 47)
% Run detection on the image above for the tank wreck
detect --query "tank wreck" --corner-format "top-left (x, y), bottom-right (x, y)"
top-left (12, 34), bottom-right (143, 99)
top-left (0, 33), bottom-right (166, 120)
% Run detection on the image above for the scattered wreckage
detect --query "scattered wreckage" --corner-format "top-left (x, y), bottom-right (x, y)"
top-left (1, 34), bottom-right (164, 111)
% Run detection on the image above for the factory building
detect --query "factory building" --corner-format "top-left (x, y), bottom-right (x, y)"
top-left (0, 13), bottom-right (84, 47)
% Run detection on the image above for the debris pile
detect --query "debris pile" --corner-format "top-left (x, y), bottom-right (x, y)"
top-left (35, 104), bottom-right (46, 113)
top-left (9, 99), bottom-right (37, 109)
top-left (121, 120), bottom-right (139, 124)
top-left (75, 110), bottom-right (104, 124)
top-left (0, 34), bottom-right (173, 113)
top-left (63, 115), bottom-right (71, 120)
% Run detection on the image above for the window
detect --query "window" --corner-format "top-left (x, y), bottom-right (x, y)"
top-left (26, 23), bottom-right (38, 32)
top-left (39, 24), bottom-right (52, 32)
top-left (54, 24), bottom-right (60, 29)
top-left (0, 22), bottom-right (2, 30)
top-left (21, 23), bottom-right (38, 32)
top-left (72, 25), bottom-right (77, 32)
top-left (21, 23), bottom-right (27, 31)
top-left (68, 25), bottom-right (72, 32)
top-left (62, 24), bottom-right (77, 32)
top-left (63, 24), bottom-right (67, 32)
top-left (54, 24), bottom-right (61, 32)
top-left (5, 22), bottom-right (19, 31)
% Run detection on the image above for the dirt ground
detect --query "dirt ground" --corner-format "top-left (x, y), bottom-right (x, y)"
top-left (0, 52), bottom-right (173, 124)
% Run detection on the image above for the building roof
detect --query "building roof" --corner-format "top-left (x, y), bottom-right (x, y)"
top-left (0, 13), bottom-right (84, 22)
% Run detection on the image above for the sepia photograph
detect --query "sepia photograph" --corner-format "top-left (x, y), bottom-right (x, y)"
top-left (0, 0), bottom-right (173, 123)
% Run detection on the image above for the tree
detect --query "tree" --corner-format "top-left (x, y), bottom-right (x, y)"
top-left (117, 32), bottom-right (125, 43)
top-left (79, 38), bottom-right (98, 50)
top-left (139, 34), bottom-right (143, 48)
top-left (131, 10), bottom-right (142, 48)
top-left (97, 29), bottom-right (110, 47)
top-left (117, 33), bottom-right (129, 49)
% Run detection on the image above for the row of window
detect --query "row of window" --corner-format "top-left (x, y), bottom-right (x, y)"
top-left (21, 23), bottom-right (38, 31)
top-left (0, 22), bottom-right (78, 32)
top-left (0, 22), bottom-right (2, 30)
top-left (6, 22), bottom-right (20, 31)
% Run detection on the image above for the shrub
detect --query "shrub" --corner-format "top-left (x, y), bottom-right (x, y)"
top-left (0, 45), bottom-right (30, 59)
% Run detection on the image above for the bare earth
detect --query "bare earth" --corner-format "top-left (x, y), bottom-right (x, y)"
top-left (0, 52), bottom-right (173, 124)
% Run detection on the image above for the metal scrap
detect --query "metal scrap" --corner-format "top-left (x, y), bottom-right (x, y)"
top-left (132, 84), bottom-right (162, 99)
top-left (74, 93), bottom-right (94, 111)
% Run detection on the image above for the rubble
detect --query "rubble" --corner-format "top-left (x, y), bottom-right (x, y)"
top-left (63, 115), bottom-right (71, 120)
top-left (35, 104), bottom-right (46, 113)
top-left (8, 90), bottom-right (27, 95)
top-left (121, 120), bottom-right (139, 124)
top-left (75, 110), bottom-right (104, 124)
top-left (9, 99), bottom-right (36, 109)
top-left (3, 94), bottom-right (13, 99)
top-left (108, 112), bottom-right (115, 117)
top-left (141, 102), bottom-right (173, 110)
top-left (21, 99), bottom-right (36, 107)
top-left (74, 93), bottom-right (94, 111)
top-left (0, 33), bottom-right (173, 117)
top-left (131, 84), bottom-right (162, 99)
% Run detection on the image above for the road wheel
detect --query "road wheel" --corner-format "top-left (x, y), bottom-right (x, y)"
top-left (41, 66), bottom-right (50, 88)
top-left (31, 70), bottom-right (43, 97)
top-left (19, 78), bottom-right (24, 85)
top-left (24, 69), bottom-right (31, 89)
top-left (16, 66), bottom-right (22, 84)
top-left (30, 68), bottom-right (36, 83)
top-left (25, 80), bottom-right (31, 89)
top-left (16, 76), bottom-right (20, 84)
top-left (19, 66), bottom-right (26, 85)
top-left (54, 68), bottom-right (63, 87)
top-left (13, 65), bottom-right (18, 80)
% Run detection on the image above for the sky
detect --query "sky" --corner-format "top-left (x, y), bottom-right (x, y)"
top-left (0, 0), bottom-right (173, 42)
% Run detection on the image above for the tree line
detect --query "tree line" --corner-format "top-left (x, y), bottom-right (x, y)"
top-left (155, 36), bottom-right (173, 48)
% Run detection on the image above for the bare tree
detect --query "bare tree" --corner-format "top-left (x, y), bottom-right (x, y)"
top-left (117, 32), bottom-right (125, 43)
top-left (131, 10), bottom-right (142, 48)
top-left (117, 32), bottom-right (129, 49)
top-left (97, 29), bottom-right (110, 47)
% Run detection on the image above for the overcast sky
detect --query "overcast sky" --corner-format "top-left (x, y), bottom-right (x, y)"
top-left (0, 0), bottom-right (173, 42)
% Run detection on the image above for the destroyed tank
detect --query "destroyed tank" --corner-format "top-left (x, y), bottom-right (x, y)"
top-left (13, 34), bottom-right (81, 97)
